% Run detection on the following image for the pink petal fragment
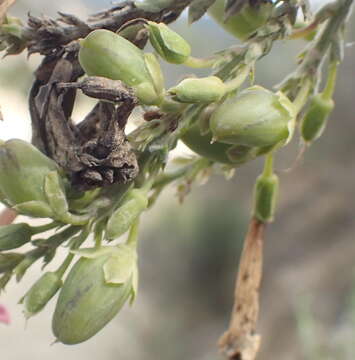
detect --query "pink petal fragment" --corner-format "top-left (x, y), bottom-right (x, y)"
top-left (0, 304), bottom-right (10, 324)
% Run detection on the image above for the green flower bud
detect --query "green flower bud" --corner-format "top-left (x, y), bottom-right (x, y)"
top-left (52, 245), bottom-right (136, 344)
top-left (147, 21), bottom-right (191, 64)
top-left (210, 86), bottom-right (296, 147)
top-left (0, 139), bottom-right (58, 206)
top-left (79, 29), bottom-right (164, 105)
top-left (0, 223), bottom-right (32, 251)
top-left (106, 189), bottom-right (148, 240)
top-left (169, 76), bottom-right (226, 103)
top-left (14, 201), bottom-right (54, 218)
top-left (253, 172), bottom-right (279, 223)
top-left (301, 94), bottom-right (334, 143)
top-left (208, 0), bottom-right (272, 41)
top-left (22, 272), bottom-right (62, 318)
top-left (0, 253), bottom-right (24, 273)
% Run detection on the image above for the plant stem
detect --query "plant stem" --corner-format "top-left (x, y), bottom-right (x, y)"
top-left (126, 219), bottom-right (139, 247)
top-left (262, 153), bottom-right (274, 178)
top-left (30, 221), bottom-right (60, 235)
top-left (293, 80), bottom-right (312, 114)
top-left (183, 55), bottom-right (217, 68)
top-left (224, 65), bottom-right (251, 93)
top-left (322, 62), bottom-right (338, 100)
top-left (55, 253), bottom-right (74, 278)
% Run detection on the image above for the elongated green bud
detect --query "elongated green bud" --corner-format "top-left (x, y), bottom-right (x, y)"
top-left (22, 272), bottom-right (62, 318)
top-left (0, 253), bottom-right (24, 273)
top-left (301, 63), bottom-right (337, 144)
top-left (52, 246), bottom-right (136, 344)
top-left (169, 76), bottom-right (226, 104)
top-left (0, 223), bottom-right (32, 251)
top-left (253, 156), bottom-right (279, 223)
top-left (301, 94), bottom-right (334, 142)
top-left (210, 86), bottom-right (296, 147)
top-left (147, 21), bottom-right (191, 64)
top-left (79, 29), bottom-right (164, 105)
top-left (0, 139), bottom-right (58, 206)
top-left (106, 189), bottom-right (148, 240)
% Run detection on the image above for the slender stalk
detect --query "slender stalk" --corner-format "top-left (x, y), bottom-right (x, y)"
top-left (322, 62), bottom-right (338, 100)
top-left (183, 55), bottom-right (217, 69)
top-left (293, 80), bottom-right (312, 114)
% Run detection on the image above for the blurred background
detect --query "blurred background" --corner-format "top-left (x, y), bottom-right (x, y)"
top-left (1, 0), bottom-right (355, 359)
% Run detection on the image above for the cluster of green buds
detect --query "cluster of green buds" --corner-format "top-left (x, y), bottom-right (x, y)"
top-left (0, 0), bottom-right (348, 349)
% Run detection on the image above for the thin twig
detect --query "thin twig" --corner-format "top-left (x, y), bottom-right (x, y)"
top-left (219, 217), bottom-right (265, 360)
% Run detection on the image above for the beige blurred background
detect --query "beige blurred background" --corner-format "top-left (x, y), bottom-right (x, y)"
top-left (1, 1), bottom-right (355, 359)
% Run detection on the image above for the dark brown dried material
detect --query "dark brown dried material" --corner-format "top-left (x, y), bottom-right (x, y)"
top-left (29, 48), bottom-right (139, 191)
top-left (22, 1), bottom-right (193, 56)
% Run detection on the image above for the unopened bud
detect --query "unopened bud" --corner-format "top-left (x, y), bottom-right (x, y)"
top-left (79, 29), bottom-right (164, 105)
top-left (52, 245), bottom-right (136, 344)
top-left (301, 94), bottom-right (334, 143)
top-left (147, 21), bottom-right (191, 64)
top-left (169, 76), bottom-right (226, 103)
top-left (22, 272), bottom-right (62, 318)
top-left (210, 86), bottom-right (295, 147)
top-left (106, 189), bottom-right (148, 240)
